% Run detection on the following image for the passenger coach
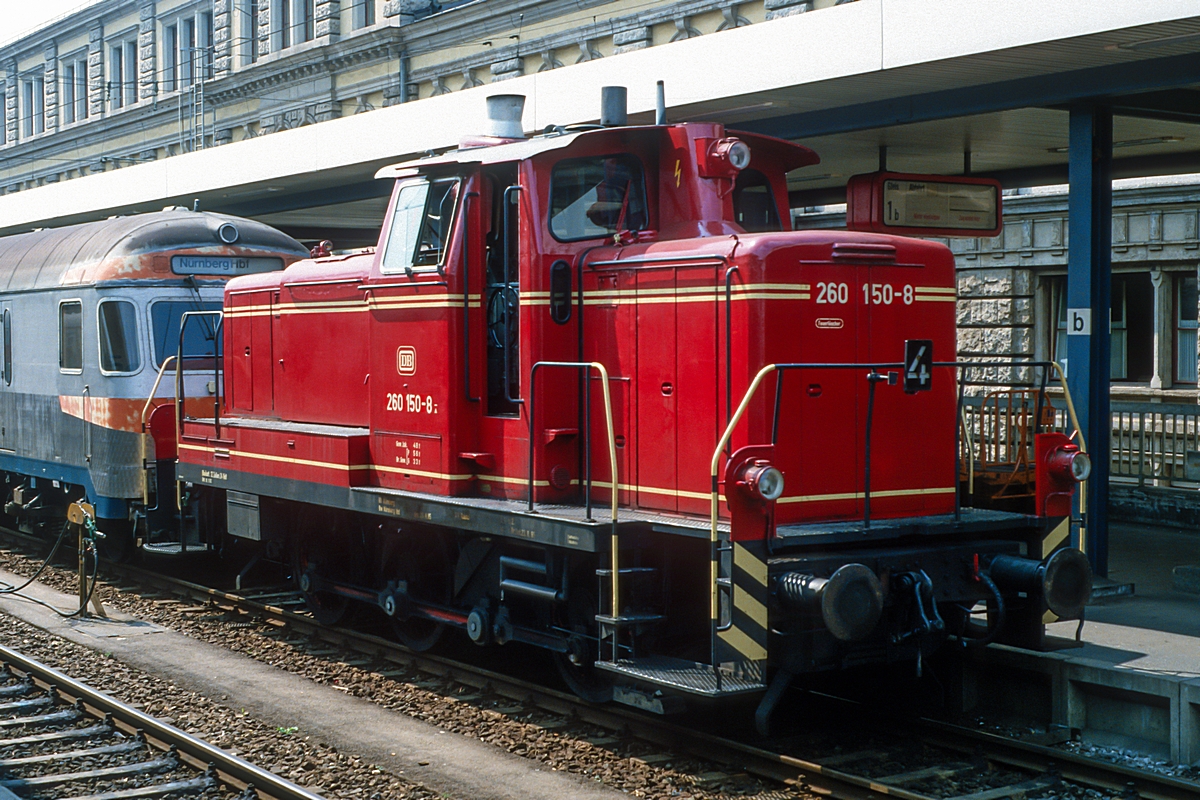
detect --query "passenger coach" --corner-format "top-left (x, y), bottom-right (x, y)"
top-left (0, 209), bottom-right (308, 555)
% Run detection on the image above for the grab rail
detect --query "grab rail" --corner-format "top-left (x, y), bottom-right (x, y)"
top-left (140, 356), bottom-right (177, 507)
top-left (174, 311), bottom-right (224, 442)
top-left (526, 361), bottom-right (619, 655)
top-left (81, 385), bottom-right (91, 463)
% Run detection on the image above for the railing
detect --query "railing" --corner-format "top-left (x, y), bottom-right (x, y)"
top-left (961, 394), bottom-right (1200, 489)
top-left (1108, 401), bottom-right (1200, 488)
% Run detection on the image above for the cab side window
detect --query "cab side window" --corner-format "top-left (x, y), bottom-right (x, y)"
top-left (59, 301), bottom-right (83, 372)
top-left (733, 169), bottom-right (782, 233)
top-left (549, 155), bottom-right (647, 241)
top-left (98, 300), bottom-right (141, 373)
top-left (381, 178), bottom-right (461, 274)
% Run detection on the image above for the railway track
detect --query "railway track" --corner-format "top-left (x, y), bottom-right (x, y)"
top-left (0, 530), bottom-right (1197, 800)
top-left (0, 641), bottom-right (324, 800)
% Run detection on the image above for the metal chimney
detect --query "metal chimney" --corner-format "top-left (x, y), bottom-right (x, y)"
top-left (600, 86), bottom-right (628, 127)
top-left (655, 81), bottom-right (667, 125)
top-left (484, 94), bottom-right (526, 139)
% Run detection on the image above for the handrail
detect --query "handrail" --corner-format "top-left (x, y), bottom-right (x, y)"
top-left (175, 310), bottom-right (224, 441)
top-left (525, 360), bottom-right (619, 656)
top-left (463, 190), bottom-right (480, 403)
top-left (81, 385), bottom-right (91, 464)
top-left (140, 356), bottom-right (179, 430)
top-left (141, 356), bottom-right (178, 508)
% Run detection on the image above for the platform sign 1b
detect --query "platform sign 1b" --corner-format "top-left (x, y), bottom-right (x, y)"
top-left (904, 340), bottom-right (933, 394)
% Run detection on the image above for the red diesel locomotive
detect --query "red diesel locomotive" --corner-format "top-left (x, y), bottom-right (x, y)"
top-left (170, 90), bottom-right (1092, 727)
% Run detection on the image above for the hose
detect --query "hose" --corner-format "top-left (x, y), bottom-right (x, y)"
top-left (957, 571), bottom-right (1007, 647)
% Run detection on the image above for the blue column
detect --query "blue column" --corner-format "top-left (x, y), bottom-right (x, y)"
top-left (1065, 104), bottom-right (1112, 577)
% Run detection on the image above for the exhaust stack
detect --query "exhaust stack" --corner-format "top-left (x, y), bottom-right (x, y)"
top-left (484, 94), bottom-right (526, 139)
top-left (655, 80), bottom-right (667, 125)
top-left (601, 86), bottom-right (628, 127)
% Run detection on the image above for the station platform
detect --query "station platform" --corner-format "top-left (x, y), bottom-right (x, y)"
top-left (960, 521), bottom-right (1200, 765)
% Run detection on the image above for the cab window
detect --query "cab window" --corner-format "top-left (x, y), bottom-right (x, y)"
top-left (59, 301), bottom-right (83, 372)
top-left (381, 178), bottom-right (461, 273)
top-left (150, 300), bottom-right (222, 367)
top-left (98, 300), bottom-right (141, 373)
top-left (733, 169), bottom-right (782, 233)
top-left (549, 155), bottom-right (647, 241)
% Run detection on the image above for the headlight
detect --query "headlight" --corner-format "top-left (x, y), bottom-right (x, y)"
top-left (1070, 452), bottom-right (1091, 482)
top-left (743, 463), bottom-right (784, 501)
top-left (727, 140), bottom-right (752, 170)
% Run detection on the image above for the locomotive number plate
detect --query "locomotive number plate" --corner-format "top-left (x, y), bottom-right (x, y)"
top-left (171, 255), bottom-right (284, 275)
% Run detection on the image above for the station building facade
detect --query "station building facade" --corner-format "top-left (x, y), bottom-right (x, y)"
top-left (0, 0), bottom-right (839, 192)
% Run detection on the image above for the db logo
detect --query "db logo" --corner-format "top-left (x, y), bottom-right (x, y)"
top-left (396, 346), bottom-right (416, 376)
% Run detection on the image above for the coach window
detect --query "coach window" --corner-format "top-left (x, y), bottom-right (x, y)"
top-left (150, 301), bottom-right (223, 368)
top-left (98, 300), bottom-right (142, 374)
top-left (59, 301), bottom-right (83, 373)
top-left (381, 178), bottom-right (461, 274)
top-left (549, 155), bottom-right (647, 241)
top-left (2, 309), bottom-right (10, 386)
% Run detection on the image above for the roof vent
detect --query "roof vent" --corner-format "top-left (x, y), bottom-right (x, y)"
top-left (485, 94), bottom-right (526, 139)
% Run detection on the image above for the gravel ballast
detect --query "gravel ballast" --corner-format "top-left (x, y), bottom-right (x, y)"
top-left (0, 546), bottom-right (810, 800)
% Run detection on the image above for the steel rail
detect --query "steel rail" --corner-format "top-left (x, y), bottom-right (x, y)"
top-left (0, 641), bottom-right (326, 800)
top-left (916, 717), bottom-right (1200, 800)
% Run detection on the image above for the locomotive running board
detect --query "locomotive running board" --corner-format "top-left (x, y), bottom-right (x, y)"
top-left (595, 656), bottom-right (765, 697)
top-left (176, 462), bottom-right (727, 552)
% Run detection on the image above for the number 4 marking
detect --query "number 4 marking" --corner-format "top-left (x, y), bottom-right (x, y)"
top-left (903, 339), bottom-right (933, 394)
top-left (908, 345), bottom-right (928, 384)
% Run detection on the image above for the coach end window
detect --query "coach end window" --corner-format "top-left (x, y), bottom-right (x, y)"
top-left (549, 155), bottom-right (647, 241)
top-left (59, 301), bottom-right (83, 372)
top-left (98, 300), bottom-right (142, 374)
top-left (381, 178), bottom-right (461, 275)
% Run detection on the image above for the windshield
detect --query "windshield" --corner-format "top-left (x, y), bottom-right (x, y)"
top-left (151, 301), bottom-right (222, 367)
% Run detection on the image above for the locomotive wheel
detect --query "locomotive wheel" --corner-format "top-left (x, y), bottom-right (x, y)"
top-left (553, 572), bottom-right (612, 703)
top-left (383, 532), bottom-right (453, 652)
top-left (290, 529), bottom-right (354, 626)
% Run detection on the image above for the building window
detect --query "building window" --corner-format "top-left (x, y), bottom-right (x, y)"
top-left (21, 78), bottom-right (45, 137)
top-left (98, 300), bottom-right (141, 373)
top-left (1176, 273), bottom-right (1198, 384)
top-left (109, 44), bottom-right (124, 109)
top-left (125, 41), bottom-right (138, 105)
top-left (238, 0), bottom-right (260, 65)
top-left (180, 16), bottom-right (196, 87)
top-left (299, 0), bottom-right (314, 41)
top-left (59, 301), bottom-right (83, 372)
top-left (62, 63), bottom-right (75, 123)
top-left (163, 24), bottom-right (177, 91)
top-left (75, 59), bottom-right (88, 121)
top-left (1050, 273), bottom-right (1155, 383)
top-left (275, 0), bottom-right (292, 49)
top-left (355, 0), bottom-right (376, 28)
